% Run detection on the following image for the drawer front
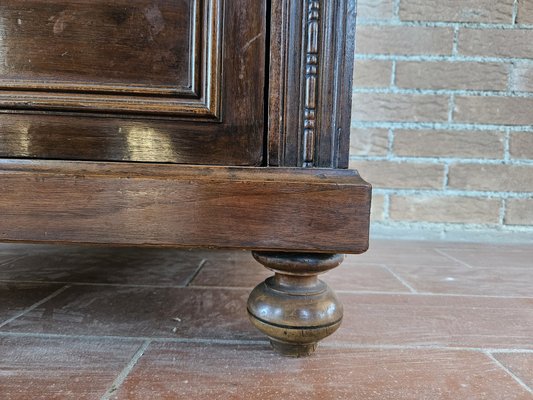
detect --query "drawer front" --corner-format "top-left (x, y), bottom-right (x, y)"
top-left (0, 0), bottom-right (266, 165)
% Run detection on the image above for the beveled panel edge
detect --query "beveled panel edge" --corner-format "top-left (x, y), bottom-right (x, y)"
top-left (0, 159), bottom-right (371, 254)
top-left (0, 0), bottom-right (223, 119)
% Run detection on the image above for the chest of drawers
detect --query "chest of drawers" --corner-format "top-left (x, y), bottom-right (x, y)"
top-left (0, 0), bottom-right (371, 356)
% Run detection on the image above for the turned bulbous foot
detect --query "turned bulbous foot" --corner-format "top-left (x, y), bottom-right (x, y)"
top-left (247, 252), bottom-right (344, 357)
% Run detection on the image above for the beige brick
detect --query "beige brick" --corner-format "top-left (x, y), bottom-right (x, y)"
top-left (349, 160), bottom-right (445, 189)
top-left (400, 0), bottom-right (514, 23)
top-left (396, 61), bottom-right (509, 91)
top-left (510, 132), bottom-right (533, 159)
top-left (390, 195), bottom-right (501, 224)
top-left (357, 26), bottom-right (454, 55)
top-left (357, 0), bottom-right (394, 20)
top-left (512, 63), bottom-right (533, 92)
top-left (371, 194), bottom-right (386, 222)
top-left (458, 29), bottom-right (533, 59)
top-left (352, 93), bottom-right (449, 123)
top-left (505, 199), bottom-right (533, 225)
top-left (354, 60), bottom-right (392, 88)
top-left (454, 96), bottom-right (533, 126)
top-left (448, 164), bottom-right (533, 192)
top-left (517, 0), bottom-right (533, 24)
top-left (350, 128), bottom-right (389, 156)
top-left (394, 130), bottom-right (504, 159)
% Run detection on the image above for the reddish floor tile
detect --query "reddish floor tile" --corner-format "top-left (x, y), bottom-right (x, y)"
top-left (387, 264), bottom-right (533, 297)
top-left (326, 261), bottom-right (411, 292)
top-left (190, 250), bottom-right (270, 288)
top-left (0, 283), bottom-right (63, 324)
top-left (0, 245), bottom-right (206, 286)
top-left (357, 240), bottom-right (463, 266)
top-left (0, 335), bottom-right (143, 400)
top-left (191, 252), bottom-right (410, 293)
top-left (329, 293), bottom-right (533, 349)
top-left (2, 285), bottom-right (261, 340)
top-left (114, 343), bottom-right (532, 400)
top-left (4, 284), bottom-right (532, 350)
top-left (493, 353), bottom-right (533, 390)
top-left (438, 247), bottom-right (533, 269)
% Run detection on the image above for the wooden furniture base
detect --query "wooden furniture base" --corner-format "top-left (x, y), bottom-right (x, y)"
top-left (0, 161), bottom-right (370, 253)
top-left (0, 0), bottom-right (365, 356)
top-left (248, 252), bottom-right (344, 357)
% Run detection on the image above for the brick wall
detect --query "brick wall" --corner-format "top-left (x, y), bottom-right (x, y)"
top-left (350, 0), bottom-right (533, 241)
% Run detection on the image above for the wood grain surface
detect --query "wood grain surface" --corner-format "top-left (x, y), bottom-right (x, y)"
top-left (0, 0), bottom-right (266, 165)
top-left (0, 160), bottom-right (371, 253)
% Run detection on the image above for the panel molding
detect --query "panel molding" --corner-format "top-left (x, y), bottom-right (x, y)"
top-left (0, 0), bottom-right (223, 119)
top-left (268, 0), bottom-right (357, 168)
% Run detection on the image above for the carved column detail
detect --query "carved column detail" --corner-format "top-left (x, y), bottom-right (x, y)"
top-left (302, 0), bottom-right (321, 167)
top-left (268, 0), bottom-right (356, 168)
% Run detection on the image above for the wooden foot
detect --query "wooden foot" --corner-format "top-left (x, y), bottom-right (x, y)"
top-left (247, 252), bottom-right (344, 357)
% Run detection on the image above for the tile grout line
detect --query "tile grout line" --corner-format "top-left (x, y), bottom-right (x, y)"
top-left (0, 330), bottom-right (269, 347)
top-left (0, 279), bottom-right (193, 290)
top-left (512, 0), bottom-right (519, 25)
top-left (452, 26), bottom-right (459, 56)
top-left (392, 0), bottom-right (400, 21)
top-left (378, 264), bottom-right (418, 293)
top-left (354, 53), bottom-right (533, 64)
top-left (0, 330), bottom-right (532, 355)
top-left (100, 340), bottom-right (152, 400)
top-left (434, 248), bottom-right (474, 269)
top-left (337, 289), bottom-right (533, 299)
top-left (324, 342), bottom-right (533, 354)
top-left (0, 279), bottom-right (532, 299)
top-left (0, 285), bottom-right (71, 329)
top-left (0, 255), bottom-right (28, 268)
top-left (185, 258), bottom-right (208, 287)
top-left (356, 18), bottom-right (532, 29)
top-left (485, 351), bottom-right (533, 395)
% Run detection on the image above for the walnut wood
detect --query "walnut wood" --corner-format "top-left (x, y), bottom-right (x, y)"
top-left (0, 0), bottom-right (222, 117)
top-left (0, 1), bottom-right (367, 357)
top-left (0, 0), bottom-right (266, 165)
top-left (267, 0), bottom-right (357, 168)
top-left (0, 160), bottom-right (371, 254)
top-left (248, 252), bottom-right (345, 357)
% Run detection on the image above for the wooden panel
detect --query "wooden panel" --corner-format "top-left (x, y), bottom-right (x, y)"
top-left (0, 160), bottom-right (371, 254)
top-left (0, 0), bottom-right (221, 117)
top-left (268, 0), bottom-right (357, 168)
top-left (0, 0), bottom-right (266, 165)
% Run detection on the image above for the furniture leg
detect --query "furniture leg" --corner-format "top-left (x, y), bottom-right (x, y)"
top-left (247, 251), bottom-right (344, 357)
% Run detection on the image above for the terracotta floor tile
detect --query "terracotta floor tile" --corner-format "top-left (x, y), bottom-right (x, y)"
top-left (0, 283), bottom-right (63, 324)
top-left (438, 247), bottom-right (533, 269)
top-left (387, 264), bottom-right (533, 297)
top-left (493, 353), bottom-right (533, 390)
top-left (114, 343), bottom-right (532, 400)
top-left (329, 293), bottom-right (533, 349)
top-left (0, 335), bottom-right (143, 400)
top-left (190, 250), bottom-right (270, 288)
top-left (2, 285), bottom-right (261, 340)
top-left (0, 244), bottom-right (205, 286)
top-left (192, 252), bottom-right (410, 293)
top-left (356, 240), bottom-right (463, 266)
top-left (325, 261), bottom-right (411, 292)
